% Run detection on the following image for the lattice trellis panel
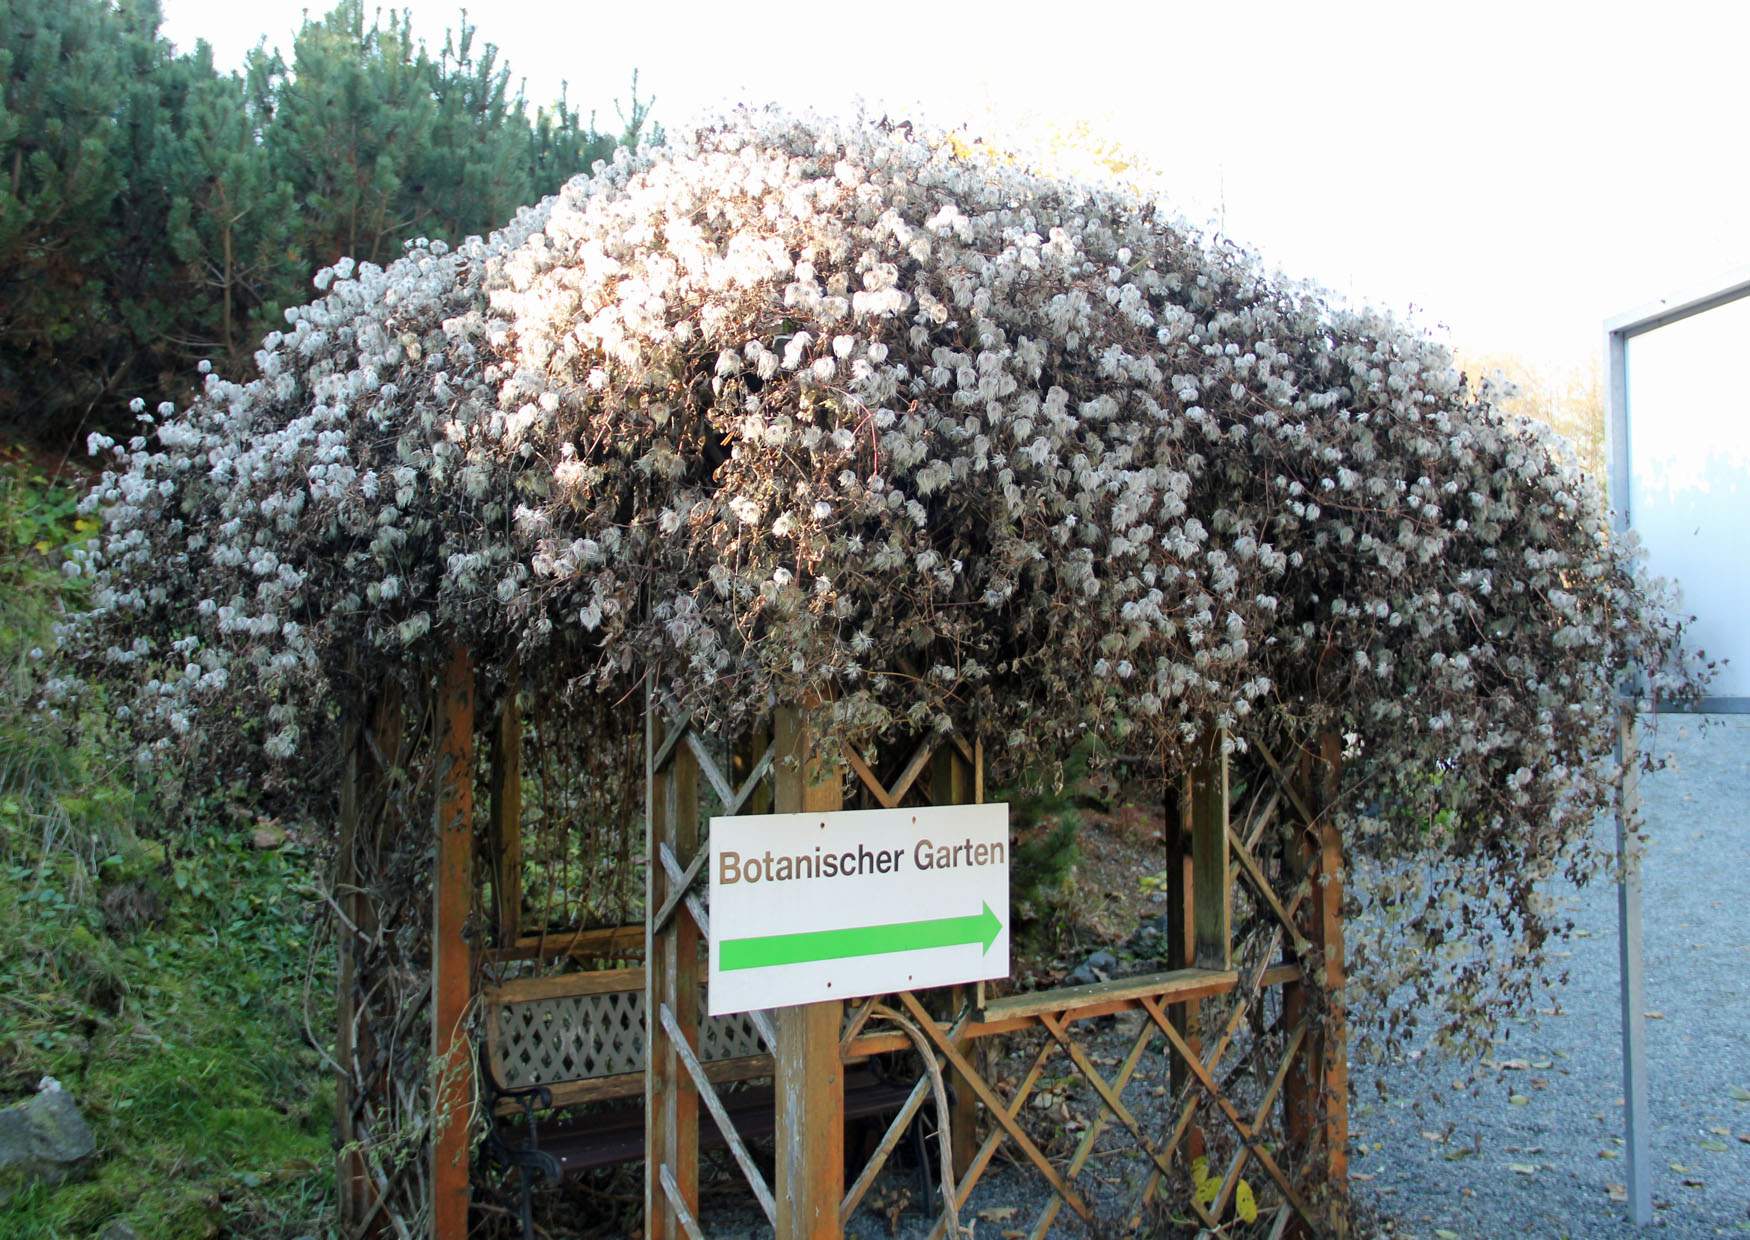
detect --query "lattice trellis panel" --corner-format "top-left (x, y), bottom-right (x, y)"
top-left (638, 697), bottom-right (1348, 1239)
top-left (493, 991), bottom-right (768, 1089)
top-left (494, 991), bottom-right (644, 1087)
top-left (830, 727), bottom-right (1348, 1239)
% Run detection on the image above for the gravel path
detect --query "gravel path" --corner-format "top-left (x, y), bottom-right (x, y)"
top-left (1351, 713), bottom-right (1750, 1239)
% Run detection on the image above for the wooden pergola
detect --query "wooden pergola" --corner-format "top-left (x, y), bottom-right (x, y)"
top-left (331, 644), bottom-right (1350, 1238)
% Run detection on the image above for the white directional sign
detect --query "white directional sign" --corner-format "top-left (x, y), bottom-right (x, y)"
top-left (707, 803), bottom-right (1009, 1016)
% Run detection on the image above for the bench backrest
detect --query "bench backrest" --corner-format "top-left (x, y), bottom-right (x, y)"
top-left (483, 967), bottom-right (770, 1107)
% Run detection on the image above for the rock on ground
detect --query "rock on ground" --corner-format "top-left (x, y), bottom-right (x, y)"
top-left (0, 1079), bottom-right (96, 1199)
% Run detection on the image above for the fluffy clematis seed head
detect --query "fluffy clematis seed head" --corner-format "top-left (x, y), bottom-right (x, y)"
top-left (55, 107), bottom-right (1710, 1055)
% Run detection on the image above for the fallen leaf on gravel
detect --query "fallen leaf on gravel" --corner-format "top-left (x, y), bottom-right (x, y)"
top-left (1738, 1133), bottom-right (1750, 1144)
top-left (1644, 1010), bottom-right (1665, 1020)
top-left (1509, 1163), bottom-right (1538, 1175)
top-left (1420, 1130), bottom-right (1445, 1142)
top-left (1669, 1162), bottom-right (1689, 1173)
top-left (1709, 1126), bottom-right (1730, 1136)
top-left (1435, 1230), bottom-right (1461, 1239)
top-left (1681, 1177), bottom-right (1704, 1188)
top-left (1699, 1139), bottom-right (1729, 1152)
top-left (1605, 1183), bottom-right (1628, 1202)
top-left (1352, 1172), bottom-right (1376, 1182)
top-left (1235, 1180), bottom-right (1258, 1224)
top-left (1509, 1094), bottom-right (1531, 1105)
top-left (1487, 1058), bottom-right (1531, 1070)
top-left (978, 1207), bottom-right (1017, 1223)
top-left (1599, 1149), bottom-right (1621, 1159)
top-left (1729, 1085), bottom-right (1750, 1102)
top-left (1531, 1059), bottom-right (1553, 1070)
top-left (1531, 1078), bottom-right (1550, 1090)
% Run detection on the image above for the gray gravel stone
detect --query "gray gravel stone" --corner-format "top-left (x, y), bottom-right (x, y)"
top-left (1352, 714), bottom-right (1750, 1238)
top-left (1066, 949), bottom-right (1119, 987)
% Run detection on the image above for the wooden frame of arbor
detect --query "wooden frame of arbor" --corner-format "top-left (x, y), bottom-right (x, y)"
top-left (331, 644), bottom-right (1351, 1238)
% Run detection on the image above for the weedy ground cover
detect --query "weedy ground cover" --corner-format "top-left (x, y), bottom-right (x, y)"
top-left (0, 457), bottom-right (335, 1238)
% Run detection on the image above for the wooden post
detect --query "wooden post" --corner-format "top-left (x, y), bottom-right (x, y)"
top-left (931, 743), bottom-right (980, 1177)
top-left (645, 689), bottom-right (701, 1240)
top-left (1309, 732), bottom-right (1347, 1231)
top-left (735, 720), bottom-right (774, 815)
top-left (490, 665), bottom-right (522, 945)
top-left (334, 704), bottom-right (366, 1232)
top-left (773, 704), bottom-right (844, 1240)
top-left (432, 644), bottom-right (475, 1240)
top-left (338, 683), bottom-right (402, 1239)
top-left (1285, 733), bottom-right (1347, 1234)
top-left (1190, 730), bottom-right (1231, 970)
top-left (1164, 774), bottom-right (1205, 1164)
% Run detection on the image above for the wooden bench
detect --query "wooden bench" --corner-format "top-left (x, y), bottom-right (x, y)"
top-left (479, 965), bottom-right (926, 1236)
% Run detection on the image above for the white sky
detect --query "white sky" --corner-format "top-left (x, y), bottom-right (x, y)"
top-left (159, 0), bottom-right (1748, 369)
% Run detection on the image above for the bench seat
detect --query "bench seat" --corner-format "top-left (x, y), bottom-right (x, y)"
top-left (479, 960), bottom-right (927, 1236)
top-left (512, 1070), bottom-right (918, 1179)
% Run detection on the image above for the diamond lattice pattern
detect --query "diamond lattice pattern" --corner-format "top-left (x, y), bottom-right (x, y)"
top-left (495, 989), bottom-right (765, 1089)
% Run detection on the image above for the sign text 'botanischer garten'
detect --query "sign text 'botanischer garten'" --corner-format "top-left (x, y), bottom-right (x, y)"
top-left (707, 803), bottom-right (1009, 1015)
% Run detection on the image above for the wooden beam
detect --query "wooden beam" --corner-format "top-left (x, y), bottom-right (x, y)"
top-left (1191, 730), bottom-right (1231, 971)
top-left (334, 703), bottom-right (365, 1233)
top-left (343, 682), bottom-right (402, 1240)
top-left (1309, 731), bottom-right (1348, 1232)
top-left (431, 643), bottom-right (475, 1240)
top-left (773, 704), bottom-right (845, 1240)
top-left (489, 664), bottom-right (522, 945)
top-left (644, 689), bottom-right (670, 1240)
top-left (1282, 732), bottom-right (1348, 1232)
top-left (931, 742), bottom-right (981, 1178)
top-left (488, 967), bottom-right (646, 1004)
top-left (668, 737), bottom-right (702, 1230)
top-left (490, 1053), bottom-right (777, 1115)
top-left (736, 720), bottom-right (774, 816)
top-left (1163, 772), bottom-right (1205, 1166)
top-left (842, 968), bottom-right (1244, 1056)
top-left (646, 685), bottom-right (702, 1240)
top-left (485, 924), bottom-right (644, 965)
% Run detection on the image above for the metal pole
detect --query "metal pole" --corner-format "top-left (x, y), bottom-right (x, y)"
top-left (1605, 316), bottom-right (1652, 1226)
top-left (1615, 704), bottom-right (1651, 1225)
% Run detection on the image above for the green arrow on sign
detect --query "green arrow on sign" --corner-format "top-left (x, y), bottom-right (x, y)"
top-left (719, 902), bottom-right (1002, 972)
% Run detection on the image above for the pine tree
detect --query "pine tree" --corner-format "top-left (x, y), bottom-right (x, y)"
top-left (0, 0), bottom-right (631, 449)
top-left (161, 44), bottom-right (296, 367)
top-left (264, 2), bottom-right (439, 268)
top-left (0, 0), bottom-right (141, 431)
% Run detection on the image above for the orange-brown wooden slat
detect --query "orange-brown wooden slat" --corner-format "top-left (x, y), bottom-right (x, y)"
top-left (431, 643), bottom-right (475, 1240)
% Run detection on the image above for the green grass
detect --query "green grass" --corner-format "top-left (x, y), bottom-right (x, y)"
top-left (0, 456), bottom-right (336, 1238)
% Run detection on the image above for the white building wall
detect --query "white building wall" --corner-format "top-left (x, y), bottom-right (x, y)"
top-left (1624, 294), bottom-right (1750, 702)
